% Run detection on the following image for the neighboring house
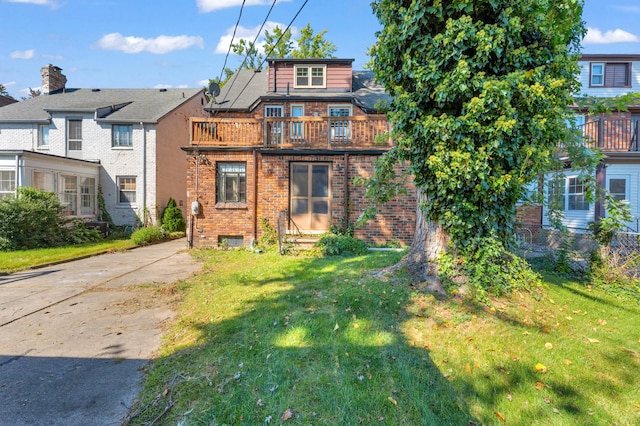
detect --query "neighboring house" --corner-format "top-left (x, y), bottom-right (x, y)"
top-left (0, 95), bottom-right (17, 108)
top-left (0, 65), bottom-right (208, 226)
top-left (184, 58), bottom-right (416, 248)
top-left (529, 54), bottom-right (640, 234)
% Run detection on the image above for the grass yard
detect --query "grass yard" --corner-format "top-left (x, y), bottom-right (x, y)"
top-left (128, 250), bottom-right (640, 425)
top-left (0, 239), bottom-right (136, 273)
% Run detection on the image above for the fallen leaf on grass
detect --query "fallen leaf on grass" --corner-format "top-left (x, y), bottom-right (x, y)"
top-left (587, 338), bottom-right (600, 344)
top-left (282, 409), bottom-right (293, 421)
top-left (388, 396), bottom-right (397, 405)
top-left (535, 363), bottom-right (548, 373)
top-left (545, 343), bottom-right (553, 350)
top-left (553, 408), bottom-right (560, 414)
top-left (495, 411), bottom-right (506, 424)
top-left (334, 323), bottom-right (340, 331)
top-left (466, 363), bottom-right (472, 373)
top-left (564, 359), bottom-right (572, 365)
top-left (597, 319), bottom-right (607, 326)
top-left (535, 381), bottom-right (545, 390)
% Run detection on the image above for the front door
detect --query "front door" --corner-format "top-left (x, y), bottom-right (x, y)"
top-left (290, 163), bottom-right (330, 231)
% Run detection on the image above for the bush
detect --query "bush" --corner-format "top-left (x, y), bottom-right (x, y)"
top-left (0, 187), bottom-right (74, 250)
top-left (257, 217), bottom-right (278, 250)
top-left (160, 198), bottom-right (186, 233)
top-left (131, 227), bottom-right (165, 245)
top-left (315, 233), bottom-right (368, 256)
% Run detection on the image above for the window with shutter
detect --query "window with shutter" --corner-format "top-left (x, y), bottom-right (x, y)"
top-left (604, 63), bottom-right (629, 87)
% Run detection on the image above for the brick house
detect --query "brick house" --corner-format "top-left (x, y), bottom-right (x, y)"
top-left (184, 58), bottom-right (416, 248)
top-left (0, 65), bottom-right (208, 226)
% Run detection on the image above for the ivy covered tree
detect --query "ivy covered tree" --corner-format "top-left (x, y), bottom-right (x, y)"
top-left (368, 0), bottom-right (585, 292)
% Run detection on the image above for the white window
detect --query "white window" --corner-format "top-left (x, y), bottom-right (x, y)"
top-left (329, 105), bottom-right (352, 141)
top-left (38, 125), bottom-right (50, 148)
top-left (590, 63), bottom-right (604, 86)
top-left (291, 105), bottom-right (304, 140)
top-left (117, 176), bottom-right (137, 205)
top-left (547, 176), bottom-right (590, 211)
top-left (0, 170), bottom-right (16, 199)
top-left (59, 175), bottom-right (77, 215)
top-left (590, 62), bottom-right (630, 88)
top-left (112, 124), bottom-right (133, 148)
top-left (67, 119), bottom-right (82, 151)
top-left (80, 177), bottom-right (96, 215)
top-left (33, 171), bottom-right (55, 193)
top-left (294, 65), bottom-right (326, 88)
top-left (567, 177), bottom-right (589, 211)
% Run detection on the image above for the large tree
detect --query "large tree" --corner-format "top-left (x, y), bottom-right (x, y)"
top-left (368, 0), bottom-right (585, 289)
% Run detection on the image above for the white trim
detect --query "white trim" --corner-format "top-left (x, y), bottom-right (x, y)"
top-left (590, 62), bottom-right (604, 86)
top-left (294, 64), bottom-right (327, 88)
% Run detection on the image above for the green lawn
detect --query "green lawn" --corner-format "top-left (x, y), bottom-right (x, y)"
top-left (128, 250), bottom-right (640, 425)
top-left (0, 239), bottom-right (136, 273)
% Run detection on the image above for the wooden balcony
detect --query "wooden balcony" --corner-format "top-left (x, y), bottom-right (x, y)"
top-left (190, 116), bottom-right (392, 149)
top-left (580, 117), bottom-right (640, 152)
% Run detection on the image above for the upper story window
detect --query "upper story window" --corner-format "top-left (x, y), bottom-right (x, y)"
top-left (67, 119), bottom-right (82, 151)
top-left (590, 62), bottom-right (630, 87)
top-left (112, 124), bottom-right (133, 148)
top-left (38, 124), bottom-right (50, 148)
top-left (294, 65), bottom-right (326, 88)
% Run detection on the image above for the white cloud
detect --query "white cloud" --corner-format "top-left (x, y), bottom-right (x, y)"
top-left (3, 81), bottom-right (17, 87)
top-left (583, 27), bottom-right (639, 45)
top-left (198, 79), bottom-right (210, 87)
top-left (42, 53), bottom-right (64, 61)
top-left (10, 49), bottom-right (35, 59)
top-left (153, 84), bottom-right (173, 89)
top-left (214, 21), bottom-right (293, 54)
top-left (2, 0), bottom-right (55, 4)
top-left (613, 6), bottom-right (640, 13)
top-left (95, 33), bottom-right (204, 54)
top-left (197, 0), bottom-right (292, 13)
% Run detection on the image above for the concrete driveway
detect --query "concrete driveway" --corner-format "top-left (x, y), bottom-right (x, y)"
top-left (0, 238), bottom-right (202, 426)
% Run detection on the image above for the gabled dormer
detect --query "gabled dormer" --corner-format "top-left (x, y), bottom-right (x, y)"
top-left (267, 58), bottom-right (354, 94)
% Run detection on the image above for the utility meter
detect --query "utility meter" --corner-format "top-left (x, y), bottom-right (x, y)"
top-left (191, 201), bottom-right (200, 215)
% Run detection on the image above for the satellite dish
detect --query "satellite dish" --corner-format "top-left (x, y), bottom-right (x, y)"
top-left (207, 82), bottom-right (221, 98)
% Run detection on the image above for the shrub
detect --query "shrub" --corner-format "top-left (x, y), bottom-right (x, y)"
top-left (64, 219), bottom-right (103, 245)
top-left (0, 187), bottom-right (72, 250)
top-left (257, 217), bottom-right (278, 250)
top-left (131, 227), bottom-right (165, 245)
top-left (315, 233), bottom-right (368, 256)
top-left (160, 198), bottom-right (186, 233)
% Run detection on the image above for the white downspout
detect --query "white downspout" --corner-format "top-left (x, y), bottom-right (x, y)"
top-left (141, 122), bottom-right (147, 225)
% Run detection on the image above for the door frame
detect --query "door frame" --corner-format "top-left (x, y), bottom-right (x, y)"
top-left (289, 162), bottom-right (332, 232)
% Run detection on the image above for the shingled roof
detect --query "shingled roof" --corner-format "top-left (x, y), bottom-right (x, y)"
top-left (0, 88), bottom-right (204, 124)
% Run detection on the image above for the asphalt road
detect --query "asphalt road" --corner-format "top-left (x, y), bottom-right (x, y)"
top-left (0, 238), bottom-right (202, 426)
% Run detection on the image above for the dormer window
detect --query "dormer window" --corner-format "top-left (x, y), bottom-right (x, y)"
top-left (295, 65), bottom-right (326, 88)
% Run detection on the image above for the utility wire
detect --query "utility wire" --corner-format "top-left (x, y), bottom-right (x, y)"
top-left (224, 0), bottom-right (310, 112)
top-left (218, 0), bottom-right (247, 83)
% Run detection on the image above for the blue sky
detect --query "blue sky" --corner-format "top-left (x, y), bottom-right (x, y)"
top-left (1, 0), bottom-right (639, 99)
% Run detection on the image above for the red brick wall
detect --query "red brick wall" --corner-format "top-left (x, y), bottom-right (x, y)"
top-left (187, 150), bottom-right (417, 248)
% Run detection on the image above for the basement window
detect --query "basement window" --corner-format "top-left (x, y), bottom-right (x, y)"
top-left (218, 236), bottom-right (244, 248)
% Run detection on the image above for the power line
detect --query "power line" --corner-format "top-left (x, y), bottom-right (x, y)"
top-left (225, 0), bottom-right (310, 112)
top-left (218, 0), bottom-right (247, 83)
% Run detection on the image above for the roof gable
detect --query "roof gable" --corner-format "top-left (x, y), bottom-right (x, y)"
top-left (0, 88), bottom-right (205, 124)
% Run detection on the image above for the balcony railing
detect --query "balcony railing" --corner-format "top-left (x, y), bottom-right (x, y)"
top-left (191, 116), bottom-right (392, 149)
top-left (579, 117), bottom-right (640, 152)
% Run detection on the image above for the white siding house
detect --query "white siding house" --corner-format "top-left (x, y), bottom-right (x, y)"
top-left (0, 65), bottom-right (208, 226)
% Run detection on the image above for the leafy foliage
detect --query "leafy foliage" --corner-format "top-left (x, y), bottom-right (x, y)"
top-left (315, 233), bottom-right (368, 256)
top-left (130, 226), bottom-right (165, 246)
top-left (161, 198), bottom-right (186, 233)
top-left (290, 24), bottom-right (337, 59)
top-left (0, 187), bottom-right (100, 251)
top-left (96, 184), bottom-right (113, 225)
top-left (369, 0), bottom-right (585, 254)
top-left (257, 217), bottom-right (278, 250)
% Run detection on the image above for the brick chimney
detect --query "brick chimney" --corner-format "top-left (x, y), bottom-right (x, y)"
top-left (41, 64), bottom-right (67, 95)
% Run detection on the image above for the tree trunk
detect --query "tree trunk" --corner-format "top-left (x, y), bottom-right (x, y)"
top-left (376, 188), bottom-right (448, 297)
top-left (404, 188), bottom-right (448, 296)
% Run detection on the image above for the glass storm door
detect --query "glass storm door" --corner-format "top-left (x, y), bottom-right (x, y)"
top-left (265, 105), bottom-right (283, 144)
top-left (290, 163), bottom-right (330, 231)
